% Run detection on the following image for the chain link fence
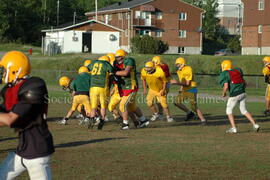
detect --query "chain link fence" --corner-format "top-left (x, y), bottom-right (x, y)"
top-left (31, 70), bottom-right (266, 91)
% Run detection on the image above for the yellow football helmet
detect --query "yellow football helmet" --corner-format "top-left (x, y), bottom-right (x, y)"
top-left (175, 57), bottom-right (186, 70)
top-left (107, 53), bottom-right (115, 65)
top-left (144, 61), bottom-right (155, 74)
top-left (84, 59), bottom-right (92, 67)
top-left (221, 60), bottom-right (232, 71)
top-left (78, 66), bottom-right (89, 74)
top-left (115, 49), bottom-right (126, 57)
top-left (98, 56), bottom-right (110, 62)
top-left (152, 56), bottom-right (161, 65)
top-left (59, 76), bottom-right (70, 87)
top-left (0, 51), bottom-right (31, 83)
top-left (263, 56), bottom-right (270, 67)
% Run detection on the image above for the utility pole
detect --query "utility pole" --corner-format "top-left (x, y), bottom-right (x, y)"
top-left (95, 0), bottom-right (98, 20)
top-left (43, 0), bottom-right (47, 24)
top-left (57, 0), bottom-right (60, 26)
top-left (73, 12), bottom-right (76, 25)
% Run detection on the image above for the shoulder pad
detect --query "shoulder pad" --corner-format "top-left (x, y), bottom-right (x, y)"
top-left (18, 77), bottom-right (48, 104)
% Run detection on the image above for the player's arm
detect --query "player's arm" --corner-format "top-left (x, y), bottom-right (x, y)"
top-left (142, 79), bottom-right (147, 95)
top-left (0, 112), bottom-right (19, 127)
top-left (222, 83), bottom-right (229, 97)
top-left (170, 79), bottom-right (190, 86)
top-left (115, 66), bottom-right (132, 76)
top-left (160, 73), bottom-right (167, 95)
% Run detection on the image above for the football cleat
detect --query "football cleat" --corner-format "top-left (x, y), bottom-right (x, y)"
top-left (139, 120), bottom-right (149, 128)
top-left (97, 120), bottom-right (105, 130)
top-left (150, 113), bottom-right (160, 121)
top-left (167, 116), bottom-right (174, 123)
top-left (185, 112), bottom-right (195, 121)
top-left (225, 127), bottom-right (237, 134)
top-left (253, 124), bottom-right (260, 132)
top-left (121, 123), bottom-right (129, 130)
top-left (76, 114), bottom-right (84, 119)
top-left (58, 119), bottom-right (67, 125)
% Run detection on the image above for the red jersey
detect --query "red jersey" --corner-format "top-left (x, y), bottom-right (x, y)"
top-left (159, 63), bottom-right (171, 78)
top-left (5, 80), bottom-right (26, 111)
top-left (114, 62), bottom-right (138, 97)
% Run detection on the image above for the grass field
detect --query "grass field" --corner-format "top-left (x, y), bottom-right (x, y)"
top-left (1, 89), bottom-right (270, 180)
top-left (0, 44), bottom-right (269, 179)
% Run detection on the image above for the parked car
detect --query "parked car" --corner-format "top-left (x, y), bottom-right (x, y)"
top-left (214, 49), bottom-right (235, 56)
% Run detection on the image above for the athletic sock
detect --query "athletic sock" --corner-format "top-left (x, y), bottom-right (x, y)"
top-left (123, 120), bottom-right (128, 124)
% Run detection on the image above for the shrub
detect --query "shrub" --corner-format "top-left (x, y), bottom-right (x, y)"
top-left (131, 35), bottom-right (168, 54)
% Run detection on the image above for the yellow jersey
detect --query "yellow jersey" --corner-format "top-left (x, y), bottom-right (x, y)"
top-left (177, 65), bottom-right (197, 91)
top-left (141, 66), bottom-right (167, 92)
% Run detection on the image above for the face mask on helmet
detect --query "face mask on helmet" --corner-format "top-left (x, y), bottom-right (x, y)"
top-left (175, 63), bottom-right (184, 70)
top-left (144, 67), bottom-right (155, 74)
top-left (0, 67), bottom-right (5, 84)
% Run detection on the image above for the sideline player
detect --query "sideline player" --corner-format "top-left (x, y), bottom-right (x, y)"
top-left (0, 51), bottom-right (54, 179)
top-left (114, 49), bottom-right (149, 130)
top-left (141, 61), bottom-right (174, 122)
top-left (171, 57), bottom-right (207, 124)
top-left (59, 66), bottom-right (91, 125)
top-left (262, 56), bottom-right (270, 116)
top-left (219, 60), bottom-right (260, 133)
top-left (88, 56), bottom-right (114, 130)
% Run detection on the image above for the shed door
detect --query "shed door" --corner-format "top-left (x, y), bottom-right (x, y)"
top-left (82, 32), bottom-right (92, 53)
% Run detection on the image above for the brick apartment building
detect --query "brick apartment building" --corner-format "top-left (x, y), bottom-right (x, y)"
top-left (241, 0), bottom-right (270, 55)
top-left (85, 0), bottom-right (204, 54)
top-left (217, 0), bottom-right (243, 35)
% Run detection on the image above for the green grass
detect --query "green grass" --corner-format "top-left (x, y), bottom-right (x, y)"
top-left (26, 52), bottom-right (266, 75)
top-left (0, 89), bottom-right (269, 180)
top-left (0, 43), bottom-right (41, 53)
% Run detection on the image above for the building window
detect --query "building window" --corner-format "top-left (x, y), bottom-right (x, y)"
top-left (156, 30), bottom-right (162, 37)
top-left (118, 13), bottom-right (123, 19)
top-left (258, 0), bottom-right (265, 10)
top-left (179, 30), bottom-right (187, 38)
top-left (139, 30), bottom-right (151, 36)
top-left (135, 11), bottom-right (141, 19)
top-left (108, 14), bottom-right (112, 21)
top-left (178, 47), bottom-right (186, 54)
top-left (179, 12), bottom-right (187, 20)
top-left (125, 29), bottom-right (129, 37)
top-left (156, 12), bottom-right (162, 19)
top-left (258, 25), bottom-right (263, 34)
top-left (101, 15), bottom-right (105, 22)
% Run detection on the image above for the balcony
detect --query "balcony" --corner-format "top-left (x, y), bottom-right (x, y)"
top-left (133, 18), bottom-right (156, 28)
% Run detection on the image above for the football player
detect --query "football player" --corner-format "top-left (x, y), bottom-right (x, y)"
top-left (0, 51), bottom-right (54, 179)
top-left (262, 56), bottom-right (270, 116)
top-left (141, 61), bottom-right (174, 122)
top-left (219, 60), bottom-right (260, 133)
top-left (114, 49), bottom-right (149, 130)
top-left (58, 76), bottom-right (87, 125)
top-left (59, 66), bottom-right (91, 125)
top-left (152, 56), bottom-right (172, 116)
top-left (87, 56), bottom-right (114, 130)
top-left (171, 57), bottom-right (207, 124)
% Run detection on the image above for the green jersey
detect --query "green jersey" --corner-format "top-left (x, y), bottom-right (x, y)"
top-left (117, 58), bottom-right (138, 90)
top-left (71, 72), bottom-right (91, 92)
top-left (88, 60), bottom-right (114, 88)
top-left (219, 68), bottom-right (245, 97)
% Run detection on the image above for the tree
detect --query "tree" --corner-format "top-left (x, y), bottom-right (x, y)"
top-left (131, 35), bottom-right (168, 54)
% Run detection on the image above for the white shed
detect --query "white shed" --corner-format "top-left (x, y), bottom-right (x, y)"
top-left (41, 20), bottom-right (124, 55)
